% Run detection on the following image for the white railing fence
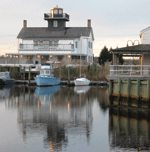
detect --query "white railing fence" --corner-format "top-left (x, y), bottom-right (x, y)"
top-left (109, 65), bottom-right (150, 77)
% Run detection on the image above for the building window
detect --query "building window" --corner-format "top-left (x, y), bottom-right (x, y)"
top-left (40, 70), bottom-right (44, 75)
top-left (46, 70), bottom-right (50, 75)
top-left (53, 21), bottom-right (58, 27)
top-left (71, 44), bottom-right (74, 49)
top-left (28, 55), bottom-right (33, 60)
top-left (57, 55), bottom-right (63, 61)
top-left (72, 55), bottom-right (80, 60)
top-left (34, 40), bottom-right (38, 46)
top-left (54, 9), bottom-right (58, 14)
top-left (54, 40), bottom-right (58, 46)
top-left (75, 41), bottom-right (78, 48)
top-left (44, 41), bottom-right (49, 45)
top-left (59, 9), bottom-right (63, 14)
top-left (49, 41), bottom-right (53, 46)
top-left (39, 41), bottom-right (43, 46)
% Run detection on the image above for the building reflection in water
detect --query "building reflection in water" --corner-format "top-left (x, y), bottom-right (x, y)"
top-left (109, 107), bottom-right (150, 151)
top-left (4, 86), bottom-right (109, 151)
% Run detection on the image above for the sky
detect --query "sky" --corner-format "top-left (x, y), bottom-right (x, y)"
top-left (0, 0), bottom-right (150, 56)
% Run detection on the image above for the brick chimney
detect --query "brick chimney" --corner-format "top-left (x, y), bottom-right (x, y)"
top-left (23, 20), bottom-right (27, 28)
top-left (87, 19), bottom-right (91, 28)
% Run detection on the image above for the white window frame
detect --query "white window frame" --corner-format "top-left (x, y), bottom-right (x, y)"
top-left (53, 21), bottom-right (58, 27)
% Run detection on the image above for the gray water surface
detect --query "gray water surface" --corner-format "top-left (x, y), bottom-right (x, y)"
top-left (0, 85), bottom-right (149, 152)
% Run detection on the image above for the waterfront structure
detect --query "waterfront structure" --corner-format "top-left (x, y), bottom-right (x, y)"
top-left (6, 6), bottom-right (94, 65)
top-left (140, 26), bottom-right (150, 44)
top-left (109, 44), bottom-right (150, 100)
top-left (110, 44), bottom-right (150, 80)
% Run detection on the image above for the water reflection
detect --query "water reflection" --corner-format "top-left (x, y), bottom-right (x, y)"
top-left (109, 107), bottom-right (150, 151)
top-left (0, 84), bottom-right (15, 99)
top-left (35, 86), bottom-right (60, 106)
top-left (3, 86), bottom-right (109, 151)
top-left (74, 86), bottom-right (90, 94)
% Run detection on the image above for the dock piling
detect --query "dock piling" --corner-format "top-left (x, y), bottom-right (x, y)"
top-left (23, 67), bottom-right (25, 80)
top-left (127, 78), bottom-right (131, 98)
top-left (68, 67), bottom-right (70, 84)
top-left (28, 67), bottom-right (31, 85)
top-left (137, 79), bottom-right (140, 98)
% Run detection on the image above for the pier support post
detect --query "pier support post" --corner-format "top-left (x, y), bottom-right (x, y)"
top-left (68, 67), bottom-right (70, 84)
top-left (118, 78), bottom-right (121, 105)
top-left (59, 67), bottom-right (62, 80)
top-left (28, 67), bottom-right (31, 85)
top-left (96, 67), bottom-right (99, 80)
top-left (137, 79), bottom-right (140, 98)
top-left (127, 78), bottom-right (131, 98)
top-left (147, 79), bottom-right (150, 100)
top-left (118, 78), bottom-right (121, 97)
top-left (23, 67), bottom-right (25, 80)
top-left (109, 80), bottom-right (113, 96)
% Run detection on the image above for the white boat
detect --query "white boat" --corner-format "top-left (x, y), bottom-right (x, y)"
top-left (74, 78), bottom-right (90, 86)
top-left (74, 35), bottom-right (91, 86)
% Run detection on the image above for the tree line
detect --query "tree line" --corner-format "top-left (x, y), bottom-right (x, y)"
top-left (98, 46), bottom-right (124, 65)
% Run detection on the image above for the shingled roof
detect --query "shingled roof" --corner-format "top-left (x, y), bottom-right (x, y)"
top-left (17, 27), bottom-right (94, 40)
top-left (112, 44), bottom-right (150, 54)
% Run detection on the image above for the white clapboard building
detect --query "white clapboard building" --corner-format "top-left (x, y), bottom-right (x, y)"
top-left (140, 26), bottom-right (150, 44)
top-left (7, 6), bottom-right (94, 65)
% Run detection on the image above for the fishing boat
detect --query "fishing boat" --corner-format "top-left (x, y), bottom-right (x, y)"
top-left (0, 72), bottom-right (15, 85)
top-left (35, 63), bottom-right (60, 86)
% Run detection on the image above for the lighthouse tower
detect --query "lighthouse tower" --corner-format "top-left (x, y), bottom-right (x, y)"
top-left (44, 5), bottom-right (69, 29)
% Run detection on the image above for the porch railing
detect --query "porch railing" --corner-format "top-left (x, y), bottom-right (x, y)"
top-left (109, 65), bottom-right (150, 77)
top-left (19, 44), bottom-right (74, 51)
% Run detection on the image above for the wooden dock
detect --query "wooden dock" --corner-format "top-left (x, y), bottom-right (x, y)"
top-left (15, 80), bottom-right (109, 86)
top-left (109, 78), bottom-right (150, 100)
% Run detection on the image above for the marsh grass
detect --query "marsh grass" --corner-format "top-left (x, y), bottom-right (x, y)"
top-left (54, 65), bottom-right (109, 81)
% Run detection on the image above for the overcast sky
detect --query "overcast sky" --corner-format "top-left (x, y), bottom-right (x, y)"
top-left (0, 0), bottom-right (150, 56)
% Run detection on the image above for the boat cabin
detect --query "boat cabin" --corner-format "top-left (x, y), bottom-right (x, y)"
top-left (40, 65), bottom-right (54, 76)
top-left (0, 72), bottom-right (10, 78)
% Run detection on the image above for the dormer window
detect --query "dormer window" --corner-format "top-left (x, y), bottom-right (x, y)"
top-left (53, 21), bottom-right (58, 27)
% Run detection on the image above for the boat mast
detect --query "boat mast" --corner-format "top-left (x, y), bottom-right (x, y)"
top-left (80, 34), bottom-right (82, 78)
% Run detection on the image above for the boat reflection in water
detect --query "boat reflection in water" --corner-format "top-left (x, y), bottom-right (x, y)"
top-left (35, 86), bottom-right (60, 105)
top-left (109, 107), bottom-right (150, 151)
top-left (0, 84), bottom-right (15, 100)
top-left (74, 86), bottom-right (90, 94)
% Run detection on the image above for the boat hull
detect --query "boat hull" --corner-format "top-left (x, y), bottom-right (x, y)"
top-left (74, 78), bottom-right (90, 86)
top-left (35, 76), bottom-right (60, 86)
top-left (0, 78), bottom-right (15, 85)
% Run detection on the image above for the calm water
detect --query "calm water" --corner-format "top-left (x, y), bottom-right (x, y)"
top-left (0, 85), bottom-right (150, 152)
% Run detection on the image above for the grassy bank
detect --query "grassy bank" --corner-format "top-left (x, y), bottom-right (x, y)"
top-left (54, 65), bottom-right (109, 81)
top-left (0, 65), bottom-right (109, 81)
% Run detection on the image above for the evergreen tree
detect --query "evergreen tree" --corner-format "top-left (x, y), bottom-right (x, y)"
top-left (98, 46), bottom-right (109, 65)
top-left (98, 46), bottom-right (124, 65)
